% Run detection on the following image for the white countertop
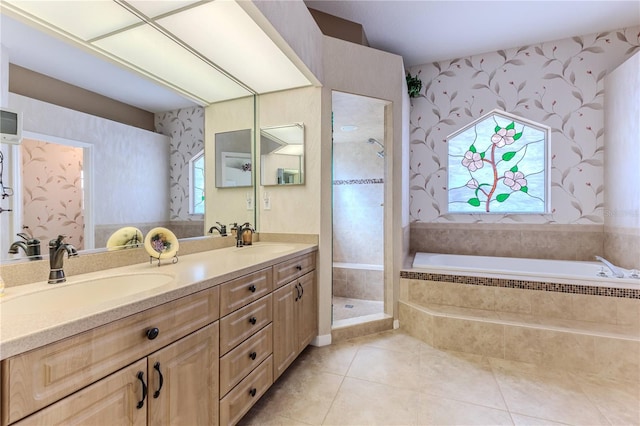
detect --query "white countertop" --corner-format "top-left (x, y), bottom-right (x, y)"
top-left (0, 242), bottom-right (317, 360)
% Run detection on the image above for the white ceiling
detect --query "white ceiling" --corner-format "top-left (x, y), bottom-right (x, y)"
top-left (304, 0), bottom-right (640, 67)
top-left (2, 1), bottom-right (638, 113)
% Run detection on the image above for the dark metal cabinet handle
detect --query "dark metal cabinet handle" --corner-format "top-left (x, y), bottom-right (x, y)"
top-left (153, 362), bottom-right (164, 398)
top-left (249, 388), bottom-right (257, 397)
top-left (296, 265), bottom-right (302, 271)
top-left (248, 284), bottom-right (257, 293)
top-left (294, 283), bottom-right (300, 301)
top-left (248, 316), bottom-right (257, 325)
top-left (249, 351), bottom-right (257, 360)
top-left (146, 327), bottom-right (160, 340)
top-left (136, 371), bottom-right (147, 409)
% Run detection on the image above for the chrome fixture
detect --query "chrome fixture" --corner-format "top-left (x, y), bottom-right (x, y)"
top-left (208, 222), bottom-right (227, 236)
top-left (48, 235), bottom-right (78, 284)
top-left (595, 256), bottom-right (624, 278)
top-left (8, 232), bottom-right (42, 260)
top-left (236, 222), bottom-right (254, 247)
top-left (367, 138), bottom-right (385, 158)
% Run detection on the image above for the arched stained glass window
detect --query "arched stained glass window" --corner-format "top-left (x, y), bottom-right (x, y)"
top-left (448, 110), bottom-right (550, 214)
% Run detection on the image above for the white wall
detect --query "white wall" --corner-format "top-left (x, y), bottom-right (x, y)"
top-left (204, 96), bottom-right (255, 231)
top-left (8, 94), bottom-right (170, 227)
top-left (257, 86), bottom-right (322, 234)
top-left (604, 52), bottom-right (640, 268)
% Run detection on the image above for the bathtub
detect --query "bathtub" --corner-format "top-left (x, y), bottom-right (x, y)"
top-left (332, 262), bottom-right (384, 301)
top-left (412, 252), bottom-right (640, 291)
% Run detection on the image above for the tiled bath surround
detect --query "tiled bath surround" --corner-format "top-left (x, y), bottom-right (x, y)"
top-left (399, 276), bottom-right (640, 381)
top-left (411, 222), bottom-right (604, 261)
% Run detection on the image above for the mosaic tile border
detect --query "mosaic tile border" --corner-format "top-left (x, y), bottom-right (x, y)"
top-left (400, 270), bottom-right (640, 299)
top-left (333, 178), bottom-right (384, 186)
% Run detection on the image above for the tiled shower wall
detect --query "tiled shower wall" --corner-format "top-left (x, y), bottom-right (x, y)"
top-left (407, 26), bottom-right (639, 260)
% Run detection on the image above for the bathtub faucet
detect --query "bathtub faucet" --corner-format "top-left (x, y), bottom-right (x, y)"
top-left (595, 256), bottom-right (624, 278)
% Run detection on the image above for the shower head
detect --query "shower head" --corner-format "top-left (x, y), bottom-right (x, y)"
top-left (367, 138), bottom-right (384, 157)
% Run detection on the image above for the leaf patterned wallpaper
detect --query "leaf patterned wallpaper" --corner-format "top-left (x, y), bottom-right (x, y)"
top-left (155, 106), bottom-right (205, 221)
top-left (21, 139), bottom-right (84, 249)
top-left (408, 26), bottom-right (640, 224)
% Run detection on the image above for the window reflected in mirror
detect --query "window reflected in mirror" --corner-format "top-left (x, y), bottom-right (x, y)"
top-left (189, 150), bottom-right (205, 215)
top-left (260, 123), bottom-right (304, 186)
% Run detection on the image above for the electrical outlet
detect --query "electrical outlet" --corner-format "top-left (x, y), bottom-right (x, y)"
top-left (263, 194), bottom-right (271, 210)
top-left (246, 195), bottom-right (253, 210)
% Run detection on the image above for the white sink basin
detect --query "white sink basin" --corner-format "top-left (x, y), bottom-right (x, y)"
top-left (0, 273), bottom-right (174, 316)
top-left (233, 244), bottom-right (295, 255)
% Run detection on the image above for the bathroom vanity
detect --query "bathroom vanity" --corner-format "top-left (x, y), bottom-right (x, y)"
top-left (0, 242), bottom-right (317, 426)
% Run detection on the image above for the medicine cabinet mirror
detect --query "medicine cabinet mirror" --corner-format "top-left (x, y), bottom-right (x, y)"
top-left (215, 129), bottom-right (253, 188)
top-left (260, 123), bottom-right (305, 186)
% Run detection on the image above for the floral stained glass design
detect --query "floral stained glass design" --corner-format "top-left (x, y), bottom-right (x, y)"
top-left (448, 110), bottom-right (549, 213)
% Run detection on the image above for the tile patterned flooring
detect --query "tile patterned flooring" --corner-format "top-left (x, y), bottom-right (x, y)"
top-left (240, 329), bottom-right (640, 426)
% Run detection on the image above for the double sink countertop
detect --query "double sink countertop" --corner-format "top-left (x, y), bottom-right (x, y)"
top-left (0, 242), bottom-right (317, 361)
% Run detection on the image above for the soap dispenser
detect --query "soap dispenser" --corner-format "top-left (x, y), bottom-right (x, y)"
top-left (242, 224), bottom-right (254, 246)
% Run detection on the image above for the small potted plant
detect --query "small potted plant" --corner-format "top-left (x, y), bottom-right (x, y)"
top-left (406, 72), bottom-right (422, 98)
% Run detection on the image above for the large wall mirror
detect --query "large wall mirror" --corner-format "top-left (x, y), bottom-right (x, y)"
top-left (260, 123), bottom-right (305, 186)
top-left (0, 12), bottom-right (257, 261)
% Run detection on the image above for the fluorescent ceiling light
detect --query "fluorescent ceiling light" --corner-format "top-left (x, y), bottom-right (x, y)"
top-left (127, 0), bottom-right (200, 19)
top-left (157, 1), bottom-right (310, 94)
top-left (4, 0), bottom-right (140, 41)
top-left (93, 24), bottom-right (251, 104)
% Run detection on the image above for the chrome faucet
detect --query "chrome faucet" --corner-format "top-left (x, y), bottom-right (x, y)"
top-left (48, 235), bottom-right (78, 284)
top-left (235, 222), bottom-right (254, 247)
top-left (208, 222), bottom-right (227, 236)
top-left (8, 232), bottom-right (42, 260)
top-left (595, 256), bottom-right (624, 278)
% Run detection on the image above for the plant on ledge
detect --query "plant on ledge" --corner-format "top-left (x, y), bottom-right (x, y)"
top-left (406, 72), bottom-right (422, 98)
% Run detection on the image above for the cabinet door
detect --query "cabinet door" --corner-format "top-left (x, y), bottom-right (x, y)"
top-left (14, 359), bottom-right (147, 426)
top-left (272, 283), bottom-right (297, 380)
top-left (148, 323), bottom-right (219, 426)
top-left (296, 271), bottom-right (317, 352)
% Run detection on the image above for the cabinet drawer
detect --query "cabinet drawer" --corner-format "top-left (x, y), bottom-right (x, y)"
top-left (219, 356), bottom-right (273, 426)
top-left (219, 295), bottom-right (272, 356)
top-left (273, 252), bottom-right (316, 289)
top-left (2, 286), bottom-right (219, 425)
top-left (220, 324), bottom-right (272, 397)
top-left (219, 267), bottom-right (272, 317)
top-left (13, 359), bottom-right (147, 426)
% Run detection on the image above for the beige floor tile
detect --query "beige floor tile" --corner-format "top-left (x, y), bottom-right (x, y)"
top-left (346, 345), bottom-right (424, 391)
top-left (489, 358), bottom-right (610, 425)
top-left (417, 394), bottom-right (514, 425)
top-left (574, 374), bottom-right (640, 426)
top-left (510, 413), bottom-right (571, 425)
top-left (248, 362), bottom-right (344, 425)
top-left (351, 329), bottom-right (432, 354)
top-left (294, 341), bottom-right (359, 376)
top-left (323, 377), bottom-right (420, 425)
top-left (333, 296), bottom-right (383, 321)
top-left (419, 350), bottom-right (508, 410)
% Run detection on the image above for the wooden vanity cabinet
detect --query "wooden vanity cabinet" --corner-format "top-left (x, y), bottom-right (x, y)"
top-left (272, 254), bottom-right (317, 380)
top-left (1, 286), bottom-right (220, 426)
top-left (12, 323), bottom-right (219, 426)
